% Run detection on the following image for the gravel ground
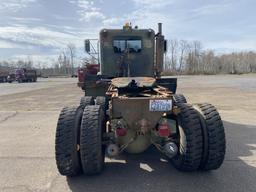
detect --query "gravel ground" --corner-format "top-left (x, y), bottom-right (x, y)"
top-left (0, 75), bottom-right (255, 192)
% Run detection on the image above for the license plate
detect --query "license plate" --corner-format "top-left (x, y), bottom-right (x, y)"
top-left (149, 99), bottom-right (172, 111)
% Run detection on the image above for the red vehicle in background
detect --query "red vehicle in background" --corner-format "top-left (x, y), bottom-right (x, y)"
top-left (77, 64), bottom-right (100, 88)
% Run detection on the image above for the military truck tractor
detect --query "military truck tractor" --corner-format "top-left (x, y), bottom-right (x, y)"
top-left (55, 23), bottom-right (226, 176)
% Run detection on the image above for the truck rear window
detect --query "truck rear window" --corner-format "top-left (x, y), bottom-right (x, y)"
top-left (113, 40), bottom-right (142, 53)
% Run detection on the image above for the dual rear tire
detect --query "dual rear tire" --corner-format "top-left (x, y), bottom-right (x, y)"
top-left (170, 103), bottom-right (226, 171)
top-left (193, 103), bottom-right (226, 170)
top-left (55, 96), bottom-right (106, 176)
top-left (171, 103), bottom-right (203, 171)
top-left (55, 106), bottom-right (83, 176)
top-left (80, 105), bottom-right (105, 175)
top-left (56, 95), bottom-right (225, 175)
top-left (173, 94), bottom-right (187, 104)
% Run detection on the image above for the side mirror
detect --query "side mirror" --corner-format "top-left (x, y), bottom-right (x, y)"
top-left (85, 39), bottom-right (90, 53)
top-left (164, 40), bottom-right (167, 52)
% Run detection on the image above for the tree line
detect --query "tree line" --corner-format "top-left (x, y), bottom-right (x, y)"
top-left (164, 39), bottom-right (256, 75)
top-left (1, 40), bottom-right (256, 76)
top-left (0, 43), bottom-right (79, 77)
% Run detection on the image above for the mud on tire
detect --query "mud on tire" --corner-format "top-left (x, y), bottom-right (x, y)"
top-left (80, 105), bottom-right (105, 175)
top-left (55, 106), bottom-right (83, 176)
top-left (171, 103), bottom-right (203, 171)
top-left (193, 103), bottom-right (226, 170)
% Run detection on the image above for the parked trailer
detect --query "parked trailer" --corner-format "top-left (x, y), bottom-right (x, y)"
top-left (0, 70), bottom-right (8, 83)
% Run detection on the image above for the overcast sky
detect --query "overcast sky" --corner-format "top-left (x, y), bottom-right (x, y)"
top-left (0, 0), bottom-right (255, 64)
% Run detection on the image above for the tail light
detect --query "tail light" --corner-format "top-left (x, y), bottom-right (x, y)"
top-left (116, 127), bottom-right (127, 137)
top-left (158, 123), bottom-right (171, 137)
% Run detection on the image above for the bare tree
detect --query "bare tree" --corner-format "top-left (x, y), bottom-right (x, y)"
top-left (179, 40), bottom-right (189, 72)
top-left (201, 50), bottom-right (216, 74)
top-left (58, 51), bottom-right (69, 75)
top-left (67, 43), bottom-right (76, 75)
top-left (169, 39), bottom-right (178, 71)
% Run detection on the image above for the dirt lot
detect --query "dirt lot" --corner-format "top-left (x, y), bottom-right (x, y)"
top-left (0, 75), bottom-right (256, 192)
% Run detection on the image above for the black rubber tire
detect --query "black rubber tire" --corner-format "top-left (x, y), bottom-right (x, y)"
top-left (95, 96), bottom-right (108, 114)
top-left (173, 94), bottom-right (187, 104)
top-left (80, 96), bottom-right (94, 109)
top-left (80, 105), bottom-right (105, 175)
top-left (55, 106), bottom-right (83, 176)
top-left (171, 103), bottom-right (203, 172)
top-left (193, 103), bottom-right (226, 171)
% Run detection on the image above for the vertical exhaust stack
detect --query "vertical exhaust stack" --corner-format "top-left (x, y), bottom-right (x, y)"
top-left (155, 23), bottom-right (165, 77)
top-left (158, 23), bottom-right (162, 35)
